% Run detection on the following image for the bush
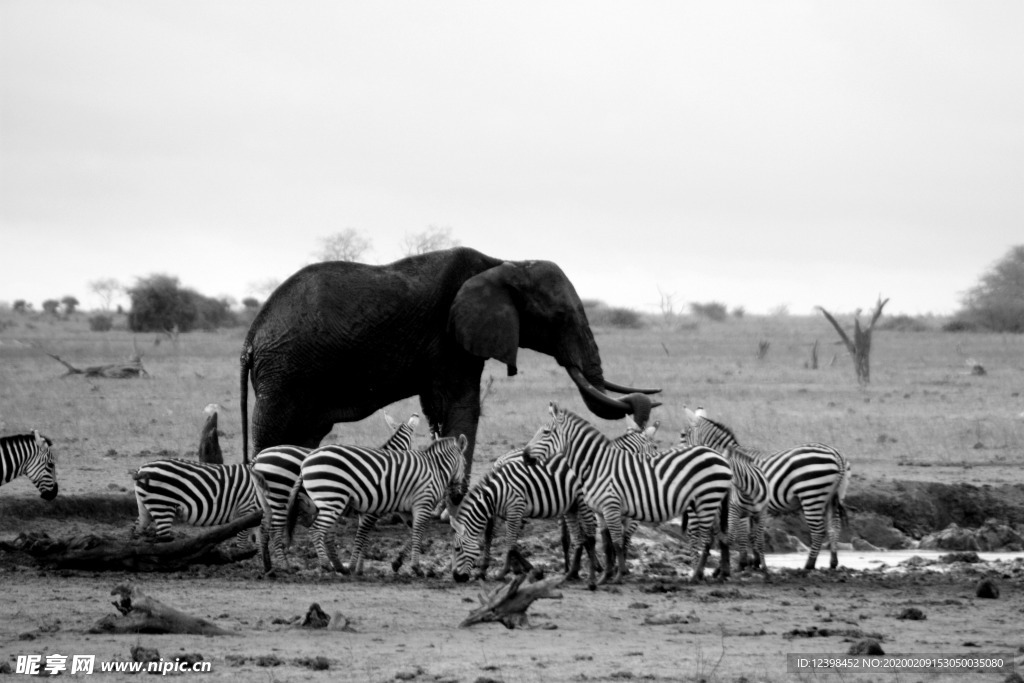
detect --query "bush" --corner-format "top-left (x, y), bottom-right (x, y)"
top-left (88, 315), bottom-right (113, 332)
top-left (879, 314), bottom-right (932, 332)
top-left (588, 305), bottom-right (644, 329)
top-left (689, 301), bottom-right (728, 322)
top-left (953, 245), bottom-right (1024, 333)
top-left (127, 274), bottom-right (238, 333)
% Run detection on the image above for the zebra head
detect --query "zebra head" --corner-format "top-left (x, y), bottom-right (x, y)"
top-left (25, 431), bottom-right (58, 501)
top-left (521, 402), bottom-right (568, 464)
top-left (427, 434), bottom-right (468, 504)
top-left (446, 490), bottom-right (482, 583)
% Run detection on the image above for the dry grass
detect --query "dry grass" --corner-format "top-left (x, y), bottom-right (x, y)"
top-left (2, 311), bottom-right (1023, 494)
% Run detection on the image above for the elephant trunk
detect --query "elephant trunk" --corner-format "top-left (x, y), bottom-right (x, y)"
top-left (567, 367), bottom-right (661, 420)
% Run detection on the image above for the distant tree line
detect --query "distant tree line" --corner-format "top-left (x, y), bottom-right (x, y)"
top-left (945, 245), bottom-right (1024, 333)
top-left (127, 275), bottom-right (239, 333)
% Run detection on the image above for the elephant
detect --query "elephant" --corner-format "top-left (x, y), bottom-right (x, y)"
top-left (239, 247), bottom-right (659, 484)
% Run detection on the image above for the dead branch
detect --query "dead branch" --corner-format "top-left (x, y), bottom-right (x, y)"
top-left (46, 353), bottom-right (148, 379)
top-left (817, 296), bottom-right (889, 385)
top-left (11, 511), bottom-right (263, 571)
top-left (459, 571), bottom-right (565, 629)
top-left (91, 584), bottom-right (235, 635)
top-left (198, 403), bottom-right (223, 464)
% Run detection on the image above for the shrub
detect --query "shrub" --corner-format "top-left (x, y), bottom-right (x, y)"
top-left (879, 314), bottom-right (932, 332)
top-left (689, 301), bottom-right (727, 322)
top-left (954, 245), bottom-right (1024, 333)
top-left (127, 274), bottom-right (238, 333)
top-left (88, 315), bottom-right (114, 332)
top-left (588, 305), bottom-right (644, 329)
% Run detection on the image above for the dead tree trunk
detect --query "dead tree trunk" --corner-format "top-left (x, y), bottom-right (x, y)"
top-left (47, 353), bottom-right (148, 378)
top-left (9, 511), bottom-right (264, 571)
top-left (91, 584), bottom-right (236, 635)
top-left (459, 572), bottom-right (565, 629)
top-left (197, 403), bottom-right (223, 464)
top-left (817, 297), bottom-right (889, 385)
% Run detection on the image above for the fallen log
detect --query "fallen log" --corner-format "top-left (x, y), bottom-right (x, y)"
top-left (10, 511), bottom-right (264, 571)
top-left (459, 570), bottom-right (565, 629)
top-left (47, 353), bottom-right (148, 378)
top-left (91, 584), bottom-right (235, 635)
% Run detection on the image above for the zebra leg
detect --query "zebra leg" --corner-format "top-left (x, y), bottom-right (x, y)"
top-left (597, 505), bottom-right (626, 585)
top-left (563, 513), bottom-right (583, 581)
top-left (714, 502), bottom-right (739, 581)
top-left (498, 510), bottom-right (525, 580)
top-left (146, 506), bottom-right (176, 542)
top-left (352, 514), bottom-right (379, 575)
top-left (800, 500), bottom-right (829, 573)
top-left (406, 509), bottom-right (430, 577)
top-left (479, 515), bottom-right (495, 578)
top-left (827, 503), bottom-right (840, 570)
top-left (751, 511), bottom-right (769, 579)
top-left (309, 506), bottom-right (345, 573)
top-left (560, 516), bottom-right (572, 574)
top-left (132, 495), bottom-right (152, 538)
top-left (689, 519), bottom-right (715, 584)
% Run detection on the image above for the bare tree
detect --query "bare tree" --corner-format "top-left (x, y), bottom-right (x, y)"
top-left (401, 225), bottom-right (459, 256)
top-left (316, 228), bottom-right (372, 262)
top-left (89, 278), bottom-right (122, 311)
top-left (817, 296), bottom-right (889, 385)
top-left (247, 278), bottom-right (282, 301)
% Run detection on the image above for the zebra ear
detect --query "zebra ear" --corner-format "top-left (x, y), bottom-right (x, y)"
top-left (624, 415), bottom-right (640, 432)
top-left (407, 413), bottom-right (421, 429)
top-left (644, 420), bottom-right (660, 439)
top-left (382, 410), bottom-right (397, 431)
top-left (456, 434), bottom-right (469, 453)
top-left (682, 406), bottom-right (700, 427)
top-left (548, 401), bottom-right (559, 418)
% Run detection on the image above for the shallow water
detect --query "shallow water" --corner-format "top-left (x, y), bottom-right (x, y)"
top-left (767, 549), bottom-right (1024, 571)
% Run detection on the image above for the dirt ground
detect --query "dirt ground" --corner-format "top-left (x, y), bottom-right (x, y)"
top-left (3, 513), bottom-right (1023, 683)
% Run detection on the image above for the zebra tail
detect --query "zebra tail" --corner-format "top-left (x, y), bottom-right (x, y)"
top-left (835, 460), bottom-right (851, 533)
top-left (719, 483), bottom-right (732, 538)
top-left (283, 475), bottom-right (305, 548)
top-left (250, 470), bottom-right (273, 528)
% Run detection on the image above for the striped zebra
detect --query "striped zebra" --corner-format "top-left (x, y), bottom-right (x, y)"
top-left (132, 459), bottom-right (273, 570)
top-left (287, 434), bottom-right (467, 575)
top-left (449, 456), bottom-right (601, 589)
top-left (525, 403), bottom-right (733, 584)
top-left (681, 407), bottom-right (851, 572)
top-left (491, 419), bottom-right (660, 575)
top-left (1, 431), bottom-right (58, 501)
top-left (252, 411), bottom-right (420, 571)
top-left (680, 407), bottom-right (769, 578)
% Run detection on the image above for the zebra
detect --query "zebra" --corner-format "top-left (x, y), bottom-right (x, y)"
top-left (679, 407), bottom-right (770, 578)
top-left (1, 431), bottom-right (58, 501)
top-left (488, 418), bottom-right (661, 575)
top-left (524, 403), bottom-right (733, 584)
top-left (681, 406), bottom-right (851, 573)
top-left (448, 456), bottom-right (601, 589)
top-left (132, 459), bottom-right (273, 570)
top-left (252, 411), bottom-right (420, 571)
top-left (286, 434), bottom-right (467, 576)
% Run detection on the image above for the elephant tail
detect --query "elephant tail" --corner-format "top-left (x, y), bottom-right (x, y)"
top-left (240, 342), bottom-right (253, 465)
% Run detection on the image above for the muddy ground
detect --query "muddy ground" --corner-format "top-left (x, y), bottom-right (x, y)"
top-left (3, 506), bottom-right (1024, 683)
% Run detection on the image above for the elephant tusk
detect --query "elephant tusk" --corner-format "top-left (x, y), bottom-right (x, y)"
top-left (567, 367), bottom-right (635, 419)
top-left (601, 379), bottom-right (661, 395)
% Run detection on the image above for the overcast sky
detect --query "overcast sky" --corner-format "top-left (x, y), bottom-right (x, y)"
top-left (2, 1), bottom-right (1021, 315)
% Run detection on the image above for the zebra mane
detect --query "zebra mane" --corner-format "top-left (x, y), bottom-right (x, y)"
top-left (558, 409), bottom-right (615, 446)
top-left (0, 432), bottom-right (52, 448)
top-left (698, 416), bottom-right (741, 446)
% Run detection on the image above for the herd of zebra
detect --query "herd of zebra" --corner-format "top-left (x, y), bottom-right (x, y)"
top-left (0, 403), bottom-right (850, 587)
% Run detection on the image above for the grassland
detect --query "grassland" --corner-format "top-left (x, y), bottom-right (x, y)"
top-left (2, 311), bottom-right (1022, 490)
top-left (2, 312), bottom-right (1023, 682)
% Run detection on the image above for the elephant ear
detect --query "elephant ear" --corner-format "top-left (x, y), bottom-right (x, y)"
top-left (448, 265), bottom-right (520, 375)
